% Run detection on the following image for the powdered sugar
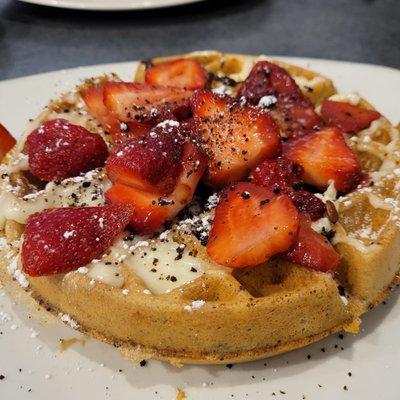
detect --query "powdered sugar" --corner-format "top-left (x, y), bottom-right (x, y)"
top-left (184, 300), bottom-right (205, 312)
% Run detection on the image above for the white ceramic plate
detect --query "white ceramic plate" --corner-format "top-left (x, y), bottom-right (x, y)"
top-left (16, 0), bottom-right (203, 11)
top-left (0, 57), bottom-right (399, 400)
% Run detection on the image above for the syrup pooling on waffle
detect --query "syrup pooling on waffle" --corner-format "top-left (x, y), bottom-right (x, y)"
top-left (1, 52), bottom-right (399, 364)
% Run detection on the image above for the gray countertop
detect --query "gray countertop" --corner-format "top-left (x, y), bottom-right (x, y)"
top-left (0, 0), bottom-right (399, 80)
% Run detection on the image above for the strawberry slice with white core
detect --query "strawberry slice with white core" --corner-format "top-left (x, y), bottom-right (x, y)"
top-left (22, 205), bottom-right (132, 277)
top-left (282, 127), bottom-right (361, 193)
top-left (207, 182), bottom-right (299, 268)
top-left (283, 214), bottom-right (339, 272)
top-left (0, 123), bottom-right (16, 161)
top-left (145, 59), bottom-right (207, 90)
top-left (191, 90), bottom-right (280, 188)
top-left (106, 141), bottom-right (207, 234)
top-left (103, 82), bottom-right (192, 124)
top-left (320, 100), bottom-right (381, 134)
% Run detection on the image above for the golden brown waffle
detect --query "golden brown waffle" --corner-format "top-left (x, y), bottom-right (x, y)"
top-left (1, 51), bottom-right (399, 365)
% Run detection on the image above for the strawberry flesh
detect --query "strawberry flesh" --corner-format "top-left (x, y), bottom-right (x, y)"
top-left (0, 123), bottom-right (16, 161)
top-left (22, 205), bottom-right (132, 277)
top-left (237, 61), bottom-right (322, 138)
top-left (82, 86), bottom-right (121, 133)
top-left (251, 157), bottom-right (325, 220)
top-left (103, 82), bottom-right (192, 125)
top-left (106, 121), bottom-right (184, 195)
top-left (283, 214), bottom-right (339, 272)
top-left (321, 100), bottom-right (381, 134)
top-left (145, 59), bottom-right (207, 90)
top-left (191, 90), bottom-right (280, 188)
top-left (207, 182), bottom-right (299, 268)
top-left (106, 141), bottom-right (207, 234)
top-left (82, 85), bottom-right (154, 141)
top-left (283, 127), bottom-right (361, 193)
top-left (27, 119), bottom-right (109, 182)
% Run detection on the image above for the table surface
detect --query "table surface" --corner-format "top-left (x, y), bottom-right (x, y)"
top-left (0, 0), bottom-right (399, 80)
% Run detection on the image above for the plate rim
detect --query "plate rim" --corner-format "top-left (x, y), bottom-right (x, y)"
top-left (16, 0), bottom-right (204, 11)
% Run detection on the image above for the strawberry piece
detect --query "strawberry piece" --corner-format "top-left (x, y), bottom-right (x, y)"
top-left (106, 142), bottom-right (207, 234)
top-left (145, 59), bottom-right (207, 90)
top-left (21, 205), bottom-right (132, 277)
top-left (251, 157), bottom-right (325, 220)
top-left (106, 121), bottom-right (184, 195)
top-left (112, 121), bottom-right (153, 143)
top-left (191, 91), bottom-right (280, 188)
top-left (27, 119), bottom-right (109, 182)
top-left (103, 82), bottom-right (192, 125)
top-left (207, 182), bottom-right (299, 268)
top-left (82, 86), bottom-right (153, 142)
top-left (282, 127), bottom-right (361, 193)
top-left (237, 61), bottom-right (322, 138)
top-left (283, 214), bottom-right (339, 272)
top-left (0, 123), bottom-right (16, 161)
top-left (82, 86), bottom-right (121, 133)
top-left (321, 100), bottom-right (381, 134)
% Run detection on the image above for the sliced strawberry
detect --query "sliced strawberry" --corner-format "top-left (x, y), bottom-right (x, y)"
top-left (21, 205), bottom-right (132, 277)
top-left (103, 82), bottom-right (192, 125)
top-left (282, 127), bottom-right (361, 193)
top-left (283, 214), bottom-right (339, 272)
top-left (207, 182), bottom-right (299, 268)
top-left (27, 119), bottom-right (109, 182)
top-left (82, 86), bottom-right (121, 133)
top-left (145, 59), bottom-right (207, 90)
top-left (0, 123), bottom-right (16, 161)
top-left (106, 121), bottom-right (184, 195)
top-left (82, 85), bottom-right (153, 143)
top-left (112, 121), bottom-right (153, 143)
top-left (250, 157), bottom-right (325, 220)
top-left (106, 183), bottom-right (168, 234)
top-left (237, 61), bottom-right (322, 138)
top-left (106, 142), bottom-right (207, 234)
top-left (191, 91), bottom-right (280, 188)
top-left (321, 100), bottom-right (381, 134)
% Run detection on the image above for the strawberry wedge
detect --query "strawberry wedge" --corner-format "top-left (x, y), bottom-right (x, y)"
top-left (250, 157), bottom-right (326, 221)
top-left (106, 122), bottom-right (184, 195)
top-left (106, 121), bottom-right (207, 234)
top-left (283, 127), bottom-right (361, 193)
top-left (145, 59), bottom-right (207, 90)
top-left (207, 182), bottom-right (299, 268)
top-left (27, 119), bottom-right (109, 182)
top-left (283, 214), bottom-right (339, 273)
top-left (237, 61), bottom-right (322, 138)
top-left (82, 86), bottom-right (121, 133)
top-left (192, 91), bottom-right (280, 188)
top-left (321, 100), bottom-right (381, 134)
top-left (22, 205), bottom-right (132, 277)
top-left (103, 82), bottom-right (192, 124)
top-left (106, 142), bottom-right (207, 234)
top-left (0, 124), bottom-right (16, 161)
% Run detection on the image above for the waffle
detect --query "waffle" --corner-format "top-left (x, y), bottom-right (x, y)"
top-left (1, 51), bottom-right (399, 365)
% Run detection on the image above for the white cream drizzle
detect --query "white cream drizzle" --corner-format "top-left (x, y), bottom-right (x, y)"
top-left (328, 93), bottom-right (361, 106)
top-left (0, 168), bottom-right (110, 229)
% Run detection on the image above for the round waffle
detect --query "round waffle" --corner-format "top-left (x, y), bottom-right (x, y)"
top-left (1, 52), bottom-right (399, 365)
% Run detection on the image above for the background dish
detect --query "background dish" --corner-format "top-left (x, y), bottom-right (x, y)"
top-left (16, 0), bottom-right (204, 11)
top-left (0, 57), bottom-right (399, 399)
